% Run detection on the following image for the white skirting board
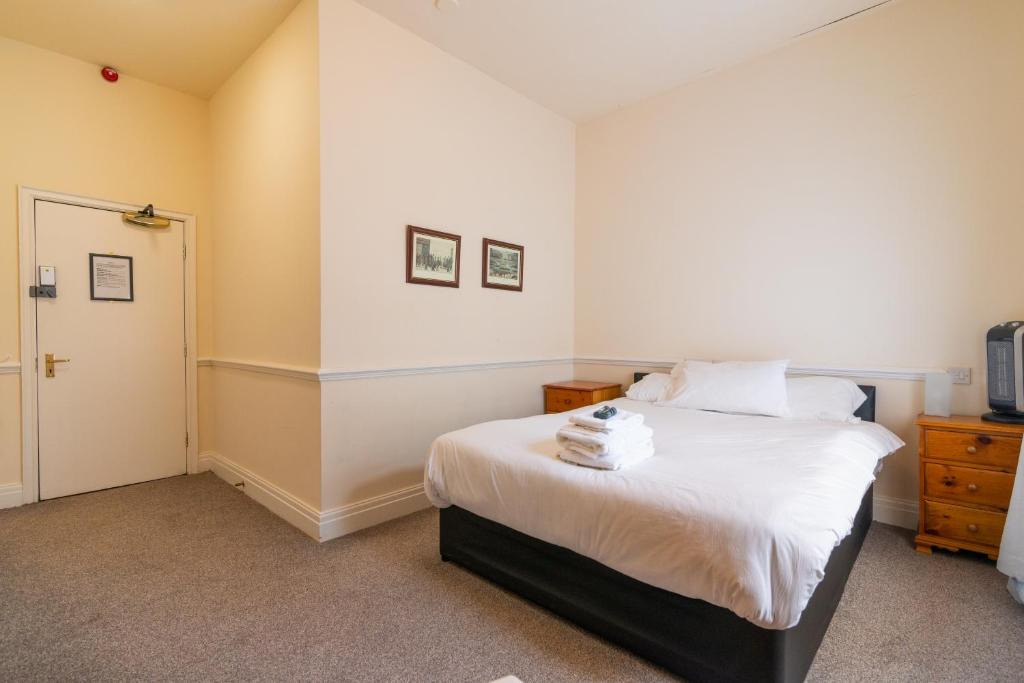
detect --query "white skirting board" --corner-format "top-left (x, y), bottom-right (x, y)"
top-left (0, 482), bottom-right (23, 510)
top-left (199, 452), bottom-right (321, 539)
top-left (198, 452), bottom-right (430, 542)
top-left (319, 483), bottom-right (431, 541)
top-left (873, 492), bottom-right (918, 530)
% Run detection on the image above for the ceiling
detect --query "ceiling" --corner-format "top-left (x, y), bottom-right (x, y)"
top-left (0, 0), bottom-right (302, 98)
top-left (355, 0), bottom-right (888, 121)
top-left (0, 0), bottom-right (887, 114)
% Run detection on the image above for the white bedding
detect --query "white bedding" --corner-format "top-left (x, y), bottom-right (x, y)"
top-left (424, 398), bottom-right (904, 629)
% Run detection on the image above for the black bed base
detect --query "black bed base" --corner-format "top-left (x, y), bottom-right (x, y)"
top-left (440, 485), bottom-right (873, 683)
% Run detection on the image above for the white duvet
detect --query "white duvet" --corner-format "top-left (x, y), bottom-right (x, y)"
top-left (424, 398), bottom-right (904, 629)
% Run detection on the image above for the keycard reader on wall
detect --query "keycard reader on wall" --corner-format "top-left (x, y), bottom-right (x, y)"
top-left (30, 265), bottom-right (57, 298)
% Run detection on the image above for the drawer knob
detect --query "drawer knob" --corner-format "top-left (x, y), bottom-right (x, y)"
top-left (942, 476), bottom-right (956, 487)
top-left (966, 446), bottom-right (978, 454)
top-left (967, 524), bottom-right (979, 533)
top-left (967, 483), bottom-right (978, 492)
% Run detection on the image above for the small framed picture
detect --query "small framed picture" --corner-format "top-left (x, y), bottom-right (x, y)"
top-left (89, 253), bottom-right (134, 302)
top-left (482, 238), bottom-right (524, 292)
top-left (406, 225), bottom-right (461, 287)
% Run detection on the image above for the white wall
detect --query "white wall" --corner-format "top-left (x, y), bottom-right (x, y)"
top-left (207, 0), bottom-right (322, 509)
top-left (575, 0), bottom-right (1024, 509)
top-left (318, 0), bottom-right (576, 512)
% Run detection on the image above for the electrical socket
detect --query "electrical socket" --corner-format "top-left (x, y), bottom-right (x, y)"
top-left (947, 367), bottom-right (971, 385)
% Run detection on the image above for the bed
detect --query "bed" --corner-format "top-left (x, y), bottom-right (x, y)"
top-left (426, 380), bottom-right (900, 682)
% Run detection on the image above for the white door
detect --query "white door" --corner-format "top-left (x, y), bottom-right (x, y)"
top-left (34, 200), bottom-right (187, 499)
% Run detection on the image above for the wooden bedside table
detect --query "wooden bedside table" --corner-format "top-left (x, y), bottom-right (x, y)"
top-left (914, 414), bottom-right (1023, 560)
top-left (543, 381), bottom-right (621, 414)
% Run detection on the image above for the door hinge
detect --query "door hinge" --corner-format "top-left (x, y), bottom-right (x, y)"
top-left (182, 243), bottom-right (187, 260)
top-left (185, 432), bottom-right (190, 448)
top-left (184, 343), bottom-right (188, 357)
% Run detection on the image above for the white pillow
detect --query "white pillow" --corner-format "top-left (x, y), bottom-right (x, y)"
top-left (657, 360), bottom-right (790, 417)
top-left (625, 372), bottom-right (672, 402)
top-left (786, 377), bottom-right (866, 422)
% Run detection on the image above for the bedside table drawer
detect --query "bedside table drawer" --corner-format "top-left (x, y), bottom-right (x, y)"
top-left (545, 389), bottom-right (589, 413)
top-left (923, 463), bottom-right (1014, 510)
top-left (925, 430), bottom-right (1020, 470)
top-left (923, 500), bottom-right (1007, 547)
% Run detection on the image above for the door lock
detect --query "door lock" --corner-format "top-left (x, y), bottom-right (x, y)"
top-left (31, 265), bottom-right (57, 298)
top-left (44, 353), bottom-right (70, 378)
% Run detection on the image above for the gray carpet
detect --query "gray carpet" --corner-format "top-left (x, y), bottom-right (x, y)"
top-left (1, 473), bottom-right (1021, 682)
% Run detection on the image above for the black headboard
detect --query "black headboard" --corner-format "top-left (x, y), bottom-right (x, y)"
top-left (855, 386), bottom-right (876, 422)
top-left (632, 372), bottom-right (877, 423)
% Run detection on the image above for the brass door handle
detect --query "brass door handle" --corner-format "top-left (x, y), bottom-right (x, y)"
top-left (44, 353), bottom-right (70, 378)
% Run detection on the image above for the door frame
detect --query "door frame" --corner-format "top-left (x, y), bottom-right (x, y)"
top-left (17, 186), bottom-right (200, 504)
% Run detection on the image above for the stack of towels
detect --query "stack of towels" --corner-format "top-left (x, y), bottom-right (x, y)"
top-left (556, 408), bottom-right (654, 471)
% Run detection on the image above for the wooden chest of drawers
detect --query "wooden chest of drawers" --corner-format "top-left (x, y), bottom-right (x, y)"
top-left (543, 381), bottom-right (621, 414)
top-left (914, 415), bottom-right (1023, 560)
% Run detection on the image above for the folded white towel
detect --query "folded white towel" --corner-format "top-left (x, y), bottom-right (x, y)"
top-left (558, 440), bottom-right (655, 470)
top-left (562, 438), bottom-right (647, 460)
top-left (569, 409), bottom-right (644, 432)
top-left (556, 424), bottom-right (654, 457)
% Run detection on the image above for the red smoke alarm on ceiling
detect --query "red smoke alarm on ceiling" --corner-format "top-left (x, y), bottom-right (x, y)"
top-left (100, 66), bottom-right (119, 83)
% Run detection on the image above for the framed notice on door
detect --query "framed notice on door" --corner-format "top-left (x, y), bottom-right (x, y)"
top-left (89, 253), bottom-right (134, 301)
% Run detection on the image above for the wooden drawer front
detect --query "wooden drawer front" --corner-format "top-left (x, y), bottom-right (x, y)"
top-left (545, 389), bottom-right (590, 413)
top-left (593, 387), bottom-right (622, 403)
top-left (923, 463), bottom-right (1014, 510)
top-left (923, 500), bottom-right (1007, 547)
top-left (925, 430), bottom-right (1021, 470)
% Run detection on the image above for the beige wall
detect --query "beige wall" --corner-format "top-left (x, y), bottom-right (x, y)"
top-left (210, 368), bottom-right (322, 507)
top-left (11, 0), bottom-right (1011, 538)
top-left (0, 37), bottom-right (210, 486)
top-left (209, 0), bottom-right (320, 369)
top-left (0, 379), bottom-right (19, 485)
top-left (207, 0), bottom-right (321, 507)
top-left (575, 0), bottom-right (1024, 505)
top-left (317, 0), bottom-right (576, 510)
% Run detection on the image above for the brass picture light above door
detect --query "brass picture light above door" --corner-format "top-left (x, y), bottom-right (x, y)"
top-left (122, 204), bottom-right (170, 228)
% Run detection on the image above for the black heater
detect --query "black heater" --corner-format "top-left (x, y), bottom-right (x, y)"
top-left (982, 321), bottom-right (1024, 424)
